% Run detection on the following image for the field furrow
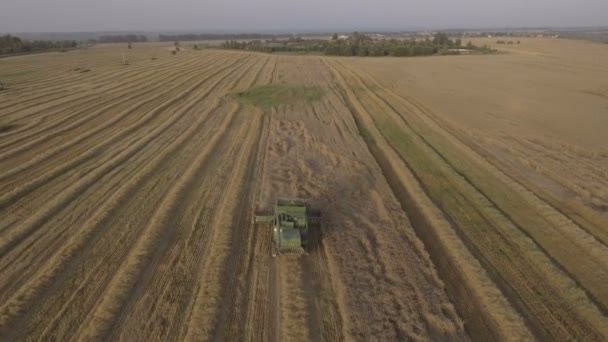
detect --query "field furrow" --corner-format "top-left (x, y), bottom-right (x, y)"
top-left (0, 55), bottom-right (211, 150)
top-left (0, 57), bottom-right (251, 263)
top-left (0, 53), bottom-right (259, 340)
top-left (0, 54), bottom-right (220, 156)
top-left (2, 39), bottom-right (605, 341)
top-left (0, 53), bottom-right (189, 118)
top-left (327, 57), bottom-right (608, 340)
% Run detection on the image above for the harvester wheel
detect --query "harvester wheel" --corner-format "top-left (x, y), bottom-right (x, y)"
top-left (271, 243), bottom-right (277, 258)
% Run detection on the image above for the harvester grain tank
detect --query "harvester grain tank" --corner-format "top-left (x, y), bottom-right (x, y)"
top-left (253, 198), bottom-right (321, 257)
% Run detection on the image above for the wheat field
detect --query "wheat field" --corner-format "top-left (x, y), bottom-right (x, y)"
top-left (0, 39), bottom-right (607, 340)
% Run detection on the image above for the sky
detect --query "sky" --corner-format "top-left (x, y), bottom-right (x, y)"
top-left (1, 0), bottom-right (607, 33)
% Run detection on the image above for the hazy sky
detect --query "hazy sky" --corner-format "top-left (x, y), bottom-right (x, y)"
top-left (1, 0), bottom-right (607, 33)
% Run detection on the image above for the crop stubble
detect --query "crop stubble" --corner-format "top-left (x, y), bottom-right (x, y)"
top-left (1, 40), bottom-right (605, 341)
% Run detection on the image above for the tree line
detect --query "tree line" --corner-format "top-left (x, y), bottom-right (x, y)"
top-left (97, 35), bottom-right (148, 43)
top-left (0, 35), bottom-right (77, 56)
top-left (159, 33), bottom-right (293, 42)
top-left (221, 32), bottom-right (493, 57)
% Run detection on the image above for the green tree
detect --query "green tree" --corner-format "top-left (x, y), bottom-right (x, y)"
top-left (332, 33), bottom-right (338, 41)
top-left (433, 32), bottom-right (450, 46)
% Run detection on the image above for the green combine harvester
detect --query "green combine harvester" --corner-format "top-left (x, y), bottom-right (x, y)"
top-left (254, 198), bottom-right (321, 257)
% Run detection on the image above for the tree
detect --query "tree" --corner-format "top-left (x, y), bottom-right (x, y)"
top-left (433, 32), bottom-right (450, 46)
top-left (466, 41), bottom-right (475, 50)
top-left (391, 46), bottom-right (411, 57)
top-left (357, 44), bottom-right (369, 56)
top-left (332, 33), bottom-right (338, 41)
top-left (455, 38), bottom-right (462, 47)
top-left (193, 44), bottom-right (199, 50)
top-left (127, 42), bottom-right (132, 49)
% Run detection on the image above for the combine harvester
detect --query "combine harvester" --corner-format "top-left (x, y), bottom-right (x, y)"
top-left (254, 198), bottom-right (321, 257)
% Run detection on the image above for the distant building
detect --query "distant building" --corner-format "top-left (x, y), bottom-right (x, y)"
top-left (338, 35), bottom-right (349, 40)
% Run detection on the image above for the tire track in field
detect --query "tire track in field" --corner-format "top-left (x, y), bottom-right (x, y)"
top-left (189, 57), bottom-right (273, 341)
top-left (0, 51), bottom-right (200, 117)
top-left (122, 107), bottom-right (258, 341)
top-left (0, 53), bottom-right (182, 118)
top-left (400, 91), bottom-right (608, 246)
top-left (180, 108), bottom-right (263, 342)
top-left (268, 57), bottom-right (449, 341)
top-left (0, 53), bottom-right (254, 272)
top-left (0, 54), bottom-right (246, 227)
top-left (0, 53), bottom-right (260, 340)
top-left (372, 84), bottom-right (608, 314)
top-left (324, 58), bottom-right (533, 341)
top-left (0, 56), bottom-right (256, 290)
top-left (240, 109), bottom-right (274, 342)
top-left (329, 59), bottom-right (608, 340)
top-left (0, 51), bottom-right (177, 113)
top-left (0, 94), bottom-right (223, 337)
top-left (0, 54), bottom-right (252, 270)
top-left (27, 102), bottom-right (231, 341)
top-left (81, 58), bottom-right (266, 338)
top-left (207, 115), bottom-right (267, 341)
top-left (73, 104), bottom-right (245, 341)
top-left (0, 51), bottom-right (119, 92)
top-left (3, 54), bottom-right (256, 340)
top-left (0, 54), bottom-right (210, 148)
top-left (343, 61), bottom-right (608, 315)
top-left (106, 58), bottom-right (269, 341)
top-left (0, 53), bottom-right (228, 167)
top-left (251, 60), bottom-right (345, 337)
top-left (0, 59), bottom-right (160, 114)
top-left (0, 55), bottom-right (256, 277)
top-left (0, 53), bottom-right (211, 138)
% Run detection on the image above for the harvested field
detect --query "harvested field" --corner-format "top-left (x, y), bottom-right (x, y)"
top-left (0, 39), bottom-right (606, 341)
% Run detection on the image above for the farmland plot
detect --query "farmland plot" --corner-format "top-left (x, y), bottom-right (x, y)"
top-left (0, 46), bottom-right (466, 341)
top-left (1, 39), bottom-right (607, 341)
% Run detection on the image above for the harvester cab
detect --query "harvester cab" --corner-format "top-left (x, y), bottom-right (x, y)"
top-left (253, 198), bottom-right (321, 257)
